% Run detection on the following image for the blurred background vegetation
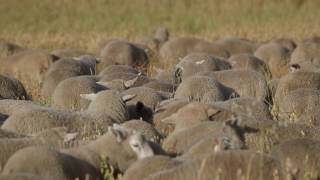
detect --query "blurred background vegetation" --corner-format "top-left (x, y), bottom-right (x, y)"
top-left (0, 0), bottom-right (319, 52)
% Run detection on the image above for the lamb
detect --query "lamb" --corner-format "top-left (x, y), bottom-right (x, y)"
top-left (290, 42), bottom-right (320, 71)
top-left (174, 52), bottom-right (231, 83)
top-left (254, 43), bottom-right (291, 78)
top-left (51, 76), bottom-right (106, 111)
top-left (274, 71), bottom-right (320, 106)
top-left (0, 75), bottom-right (29, 100)
top-left (2, 124), bottom-right (157, 178)
top-left (0, 41), bottom-right (25, 58)
top-left (277, 88), bottom-right (320, 125)
top-left (1, 90), bottom-right (134, 137)
top-left (144, 150), bottom-right (282, 180)
top-left (271, 138), bottom-right (320, 179)
top-left (159, 37), bottom-right (230, 68)
top-left (0, 49), bottom-right (59, 83)
top-left (99, 40), bottom-right (149, 72)
top-left (197, 69), bottom-right (269, 102)
top-left (214, 37), bottom-right (259, 55)
top-left (0, 127), bottom-right (78, 170)
top-left (41, 55), bottom-right (100, 98)
top-left (227, 53), bottom-right (271, 79)
top-left (174, 75), bottom-right (236, 103)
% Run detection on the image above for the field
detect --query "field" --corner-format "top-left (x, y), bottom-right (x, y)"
top-left (0, 0), bottom-right (319, 53)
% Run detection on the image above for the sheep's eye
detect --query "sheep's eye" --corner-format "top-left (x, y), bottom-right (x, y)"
top-left (132, 144), bottom-right (139, 148)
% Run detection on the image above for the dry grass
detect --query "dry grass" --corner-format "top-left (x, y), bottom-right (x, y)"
top-left (0, 0), bottom-right (319, 53)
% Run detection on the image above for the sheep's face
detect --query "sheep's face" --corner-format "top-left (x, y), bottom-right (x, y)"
top-left (128, 133), bottom-right (154, 159)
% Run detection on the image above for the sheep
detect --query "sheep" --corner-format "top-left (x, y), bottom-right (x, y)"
top-left (50, 48), bottom-right (94, 59)
top-left (120, 87), bottom-right (168, 122)
top-left (99, 40), bottom-right (149, 72)
top-left (154, 27), bottom-right (170, 44)
top-left (0, 41), bottom-right (25, 58)
top-left (1, 90), bottom-right (134, 137)
top-left (214, 97), bottom-right (273, 122)
top-left (271, 138), bottom-right (320, 179)
top-left (245, 123), bottom-right (320, 153)
top-left (152, 68), bottom-right (176, 85)
top-left (270, 38), bottom-right (297, 52)
top-left (159, 37), bottom-right (230, 68)
top-left (153, 99), bottom-right (190, 136)
top-left (274, 71), bottom-right (320, 106)
top-left (214, 37), bottom-right (259, 55)
top-left (174, 76), bottom-right (236, 104)
top-left (0, 49), bottom-right (59, 83)
top-left (197, 70), bottom-right (269, 101)
top-left (290, 42), bottom-right (320, 71)
top-left (254, 43), bottom-right (291, 78)
top-left (144, 150), bottom-right (282, 180)
top-left (227, 53), bottom-right (271, 79)
top-left (121, 120), bottom-right (164, 143)
top-left (277, 88), bottom-right (320, 125)
top-left (0, 127), bottom-right (78, 170)
top-left (99, 71), bottom-right (151, 87)
top-left (41, 55), bottom-right (100, 98)
top-left (180, 120), bottom-right (247, 160)
top-left (174, 52), bottom-right (231, 83)
top-left (98, 64), bottom-right (140, 77)
top-left (2, 124), bottom-right (157, 178)
top-left (142, 79), bottom-right (176, 93)
top-left (51, 76), bottom-right (107, 111)
top-left (122, 155), bottom-right (181, 180)
top-left (2, 146), bottom-right (99, 180)
top-left (0, 75), bottom-right (29, 100)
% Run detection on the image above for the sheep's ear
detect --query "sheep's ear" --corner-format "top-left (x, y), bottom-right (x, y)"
top-left (124, 76), bottom-right (139, 88)
top-left (136, 101), bottom-right (145, 112)
top-left (64, 133), bottom-right (78, 142)
top-left (73, 56), bottom-right (82, 61)
top-left (110, 124), bottom-right (130, 143)
top-left (122, 94), bottom-right (136, 102)
top-left (96, 81), bottom-right (110, 88)
top-left (80, 93), bottom-right (97, 101)
top-left (207, 108), bottom-right (221, 119)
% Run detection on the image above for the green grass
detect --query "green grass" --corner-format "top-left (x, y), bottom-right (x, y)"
top-left (0, 0), bottom-right (319, 52)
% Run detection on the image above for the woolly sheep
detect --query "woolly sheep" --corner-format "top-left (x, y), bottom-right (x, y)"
top-left (41, 55), bottom-right (100, 97)
top-left (254, 43), bottom-right (291, 78)
top-left (227, 53), bottom-right (271, 79)
top-left (174, 52), bottom-right (231, 83)
top-left (99, 40), bottom-right (149, 72)
top-left (142, 79), bottom-right (176, 93)
top-left (1, 90), bottom-right (134, 137)
top-left (198, 69), bottom-right (269, 101)
top-left (214, 37), bottom-right (259, 55)
top-left (98, 64), bottom-right (140, 77)
top-left (159, 37), bottom-right (229, 68)
top-left (278, 88), bottom-right (320, 125)
top-left (174, 76), bottom-right (236, 103)
top-left (51, 76), bottom-right (106, 111)
top-left (144, 150), bottom-right (282, 180)
top-left (270, 38), bottom-right (297, 52)
top-left (99, 71), bottom-right (150, 87)
top-left (0, 75), bottom-right (28, 100)
top-left (274, 71), bottom-right (320, 106)
top-left (0, 49), bottom-right (59, 83)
